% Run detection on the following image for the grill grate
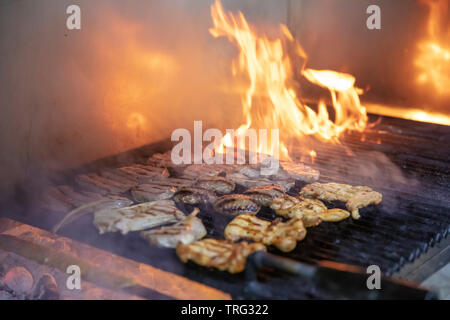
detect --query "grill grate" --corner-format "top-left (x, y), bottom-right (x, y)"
top-left (3, 115), bottom-right (449, 298)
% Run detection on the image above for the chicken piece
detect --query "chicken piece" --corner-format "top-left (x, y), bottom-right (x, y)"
top-left (176, 239), bottom-right (266, 274)
top-left (270, 195), bottom-right (325, 227)
top-left (320, 208), bottom-right (351, 222)
top-left (244, 184), bottom-right (285, 206)
top-left (140, 208), bottom-right (207, 248)
top-left (224, 214), bottom-right (306, 252)
top-left (300, 182), bottom-right (382, 219)
top-left (213, 194), bottom-right (261, 216)
top-left (196, 176), bottom-right (235, 194)
top-left (173, 187), bottom-right (217, 205)
top-left (93, 200), bottom-right (185, 235)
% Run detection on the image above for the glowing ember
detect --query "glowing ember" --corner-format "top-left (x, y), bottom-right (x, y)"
top-left (209, 0), bottom-right (368, 160)
top-left (415, 0), bottom-right (450, 95)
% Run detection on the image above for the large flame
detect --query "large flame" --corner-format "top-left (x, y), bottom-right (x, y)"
top-left (209, 0), bottom-right (368, 161)
top-left (415, 0), bottom-right (450, 95)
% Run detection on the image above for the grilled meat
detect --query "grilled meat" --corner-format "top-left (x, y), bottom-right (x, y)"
top-left (270, 195), bottom-right (325, 227)
top-left (196, 176), bottom-right (235, 194)
top-left (244, 184), bottom-right (285, 206)
top-left (52, 196), bottom-right (133, 233)
top-left (140, 208), bottom-right (207, 248)
top-left (300, 182), bottom-right (382, 219)
top-left (213, 194), bottom-right (261, 216)
top-left (277, 161), bottom-right (320, 183)
top-left (173, 187), bottom-right (217, 205)
top-left (42, 185), bottom-right (106, 211)
top-left (75, 173), bottom-right (133, 195)
top-left (147, 151), bottom-right (185, 170)
top-left (226, 173), bottom-right (274, 189)
top-left (176, 239), bottom-right (266, 273)
top-left (99, 168), bottom-right (139, 186)
top-left (131, 178), bottom-right (192, 202)
top-left (224, 214), bottom-right (307, 252)
top-left (93, 200), bottom-right (185, 235)
top-left (181, 164), bottom-right (225, 179)
top-left (320, 208), bottom-right (351, 222)
top-left (119, 164), bottom-right (170, 183)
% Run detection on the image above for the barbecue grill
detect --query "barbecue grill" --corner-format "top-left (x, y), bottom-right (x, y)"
top-left (1, 114), bottom-right (448, 300)
top-left (0, 0), bottom-right (449, 300)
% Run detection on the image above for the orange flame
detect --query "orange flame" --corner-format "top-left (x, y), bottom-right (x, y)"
top-left (415, 0), bottom-right (450, 95)
top-left (209, 0), bottom-right (368, 160)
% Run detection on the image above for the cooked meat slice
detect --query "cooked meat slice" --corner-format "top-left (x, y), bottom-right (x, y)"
top-left (346, 191), bottom-right (382, 219)
top-left (181, 164), bottom-right (224, 179)
top-left (173, 187), bottom-right (217, 205)
top-left (320, 208), bottom-right (351, 222)
top-left (57, 185), bottom-right (104, 207)
top-left (277, 161), bottom-right (320, 183)
top-left (52, 196), bottom-right (133, 233)
top-left (270, 195), bottom-right (325, 227)
top-left (224, 214), bottom-right (306, 252)
top-left (244, 184), bottom-right (285, 206)
top-left (237, 165), bottom-right (261, 178)
top-left (213, 194), bottom-right (261, 216)
top-left (226, 173), bottom-right (274, 188)
top-left (42, 187), bottom-right (75, 212)
top-left (119, 165), bottom-right (169, 183)
top-left (300, 182), bottom-right (382, 219)
top-left (132, 184), bottom-right (176, 202)
top-left (147, 151), bottom-right (186, 170)
top-left (75, 173), bottom-right (130, 195)
top-left (99, 168), bottom-right (139, 186)
top-left (42, 185), bottom-right (106, 211)
top-left (93, 200), bottom-right (185, 234)
top-left (140, 208), bottom-right (207, 248)
top-left (270, 195), bottom-right (301, 216)
top-left (196, 176), bottom-right (235, 194)
top-left (176, 239), bottom-right (266, 274)
top-left (131, 178), bottom-right (193, 202)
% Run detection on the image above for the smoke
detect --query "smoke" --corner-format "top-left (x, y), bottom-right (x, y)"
top-left (0, 0), bottom-right (253, 201)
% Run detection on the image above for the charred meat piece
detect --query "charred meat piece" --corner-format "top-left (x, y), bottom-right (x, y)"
top-left (243, 184), bottom-right (285, 206)
top-left (140, 208), bottom-right (207, 248)
top-left (226, 173), bottom-right (274, 189)
top-left (300, 182), bottom-right (382, 219)
top-left (173, 187), bottom-right (217, 205)
top-left (213, 194), bottom-right (261, 216)
top-left (93, 200), bottom-right (185, 234)
top-left (176, 239), bottom-right (266, 274)
top-left (196, 176), bottom-right (235, 194)
top-left (270, 195), bottom-right (325, 227)
top-left (224, 214), bottom-right (306, 252)
top-left (131, 178), bottom-right (192, 202)
top-left (319, 208), bottom-right (351, 222)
